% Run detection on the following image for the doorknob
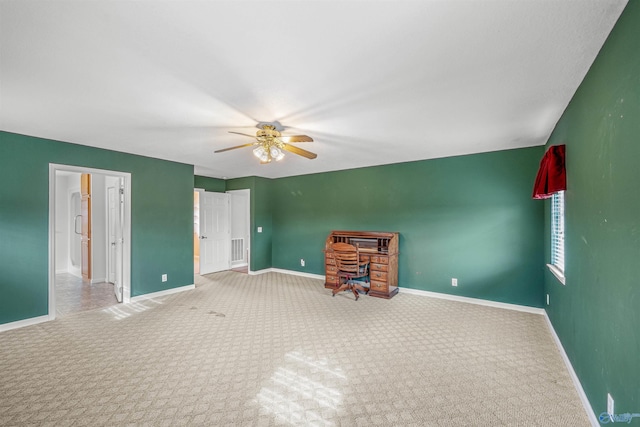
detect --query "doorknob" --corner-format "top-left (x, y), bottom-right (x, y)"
top-left (200, 236), bottom-right (207, 239)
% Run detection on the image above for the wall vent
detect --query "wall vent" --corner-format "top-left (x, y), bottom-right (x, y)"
top-left (231, 238), bottom-right (244, 263)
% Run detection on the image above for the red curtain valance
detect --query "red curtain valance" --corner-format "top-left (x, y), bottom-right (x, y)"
top-left (532, 144), bottom-right (566, 199)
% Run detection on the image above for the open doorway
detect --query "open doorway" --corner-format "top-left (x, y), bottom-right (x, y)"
top-left (193, 189), bottom-right (250, 275)
top-left (49, 164), bottom-right (131, 319)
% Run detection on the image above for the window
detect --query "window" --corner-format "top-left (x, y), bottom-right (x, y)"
top-left (549, 191), bottom-right (565, 284)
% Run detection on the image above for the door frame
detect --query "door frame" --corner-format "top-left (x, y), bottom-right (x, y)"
top-left (48, 164), bottom-right (132, 320)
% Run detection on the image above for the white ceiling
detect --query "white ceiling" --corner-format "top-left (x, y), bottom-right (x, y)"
top-left (0, 1), bottom-right (628, 179)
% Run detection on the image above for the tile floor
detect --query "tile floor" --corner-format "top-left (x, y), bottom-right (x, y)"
top-left (55, 273), bottom-right (119, 316)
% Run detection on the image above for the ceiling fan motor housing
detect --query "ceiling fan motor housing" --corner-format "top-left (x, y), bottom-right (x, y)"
top-left (256, 124), bottom-right (281, 140)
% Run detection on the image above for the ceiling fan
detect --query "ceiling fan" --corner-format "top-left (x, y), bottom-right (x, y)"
top-left (215, 124), bottom-right (317, 164)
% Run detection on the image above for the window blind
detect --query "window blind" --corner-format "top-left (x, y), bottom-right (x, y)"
top-left (551, 191), bottom-right (565, 272)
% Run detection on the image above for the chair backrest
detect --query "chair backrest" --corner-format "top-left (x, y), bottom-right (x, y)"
top-left (332, 242), bottom-right (368, 276)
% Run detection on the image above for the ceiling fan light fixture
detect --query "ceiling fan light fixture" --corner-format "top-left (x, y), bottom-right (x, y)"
top-left (253, 146), bottom-right (266, 158)
top-left (270, 145), bottom-right (285, 161)
top-left (253, 145), bottom-right (271, 163)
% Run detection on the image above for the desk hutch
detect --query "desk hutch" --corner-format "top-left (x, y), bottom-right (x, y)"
top-left (324, 230), bottom-right (399, 299)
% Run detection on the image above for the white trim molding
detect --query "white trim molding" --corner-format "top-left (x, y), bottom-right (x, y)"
top-left (249, 267), bottom-right (325, 281)
top-left (250, 269), bottom-right (546, 314)
top-left (130, 284), bottom-right (195, 303)
top-left (544, 313), bottom-right (598, 426)
top-left (248, 268), bottom-right (272, 276)
top-left (399, 287), bottom-right (546, 315)
top-left (269, 268), bottom-right (325, 281)
top-left (0, 315), bottom-right (51, 333)
top-left (547, 263), bottom-right (566, 285)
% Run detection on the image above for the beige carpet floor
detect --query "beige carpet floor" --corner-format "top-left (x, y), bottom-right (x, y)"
top-left (0, 271), bottom-right (590, 426)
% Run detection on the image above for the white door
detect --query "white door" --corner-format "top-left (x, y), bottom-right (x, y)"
top-left (107, 187), bottom-right (117, 284)
top-left (107, 180), bottom-right (124, 302)
top-left (200, 192), bottom-right (230, 274)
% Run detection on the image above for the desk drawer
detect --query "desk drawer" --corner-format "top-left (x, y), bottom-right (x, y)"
top-left (325, 258), bottom-right (336, 266)
top-left (325, 264), bottom-right (338, 274)
top-left (370, 256), bottom-right (388, 264)
top-left (326, 275), bottom-right (339, 286)
top-left (370, 263), bottom-right (388, 272)
top-left (370, 280), bottom-right (388, 292)
top-left (370, 270), bottom-right (388, 282)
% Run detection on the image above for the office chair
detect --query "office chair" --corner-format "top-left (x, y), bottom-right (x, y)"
top-left (330, 242), bottom-right (369, 301)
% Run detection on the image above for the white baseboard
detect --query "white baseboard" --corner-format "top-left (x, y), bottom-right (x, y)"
top-left (399, 287), bottom-right (546, 315)
top-left (544, 313), bottom-right (598, 426)
top-left (0, 315), bottom-right (51, 333)
top-left (248, 267), bottom-right (324, 281)
top-left (130, 284), bottom-right (195, 302)
top-left (250, 269), bottom-right (545, 314)
top-left (269, 268), bottom-right (326, 281)
top-left (232, 262), bottom-right (248, 268)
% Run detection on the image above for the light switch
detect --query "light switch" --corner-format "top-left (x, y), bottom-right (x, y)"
top-left (257, 227), bottom-right (263, 233)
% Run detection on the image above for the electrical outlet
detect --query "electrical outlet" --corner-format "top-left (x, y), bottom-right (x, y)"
top-left (162, 274), bottom-right (167, 282)
top-left (300, 259), bottom-right (305, 267)
top-left (608, 393), bottom-right (614, 417)
top-left (546, 294), bottom-right (550, 305)
top-left (451, 278), bottom-right (458, 287)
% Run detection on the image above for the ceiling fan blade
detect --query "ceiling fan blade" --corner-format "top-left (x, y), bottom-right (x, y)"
top-left (228, 131), bottom-right (257, 138)
top-left (279, 135), bottom-right (313, 143)
top-left (282, 143), bottom-right (317, 159)
top-left (214, 143), bottom-right (256, 153)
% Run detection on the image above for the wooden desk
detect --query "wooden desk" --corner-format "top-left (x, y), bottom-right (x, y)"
top-left (324, 231), bottom-right (399, 299)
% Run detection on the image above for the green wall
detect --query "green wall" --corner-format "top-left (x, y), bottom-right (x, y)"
top-left (194, 175), bottom-right (225, 192)
top-left (0, 131), bottom-right (194, 325)
top-left (270, 146), bottom-right (545, 307)
top-left (544, 1), bottom-right (639, 417)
